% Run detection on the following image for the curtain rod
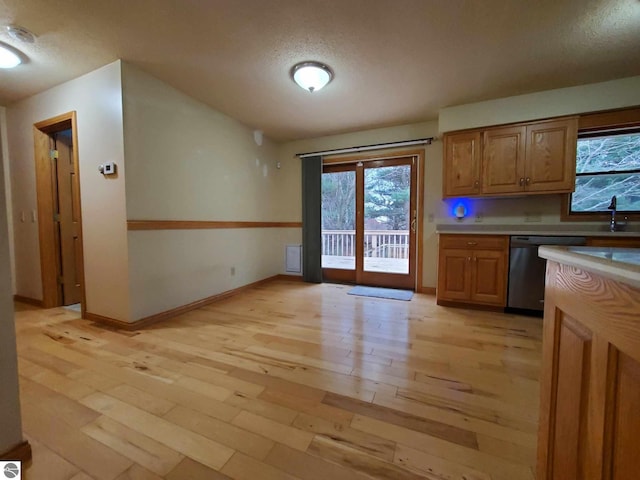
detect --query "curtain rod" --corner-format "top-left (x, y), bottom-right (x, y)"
top-left (296, 137), bottom-right (435, 158)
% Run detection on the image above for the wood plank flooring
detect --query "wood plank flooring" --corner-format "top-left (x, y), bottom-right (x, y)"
top-left (14, 280), bottom-right (542, 480)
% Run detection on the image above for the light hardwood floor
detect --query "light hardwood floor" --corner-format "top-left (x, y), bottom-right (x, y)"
top-left (14, 280), bottom-right (542, 480)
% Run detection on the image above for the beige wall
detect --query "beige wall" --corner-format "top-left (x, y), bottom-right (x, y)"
top-left (439, 75), bottom-right (640, 133)
top-left (6, 61), bottom-right (131, 321)
top-left (121, 63), bottom-right (299, 320)
top-left (0, 108), bottom-right (24, 454)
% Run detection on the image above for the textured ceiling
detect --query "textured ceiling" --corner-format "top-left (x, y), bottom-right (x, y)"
top-left (1, 0), bottom-right (640, 140)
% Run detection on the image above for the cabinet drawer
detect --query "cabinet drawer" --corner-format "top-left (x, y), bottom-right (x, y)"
top-left (586, 237), bottom-right (640, 248)
top-left (439, 234), bottom-right (508, 250)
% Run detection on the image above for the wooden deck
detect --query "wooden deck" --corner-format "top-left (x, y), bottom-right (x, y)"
top-left (322, 255), bottom-right (409, 274)
top-left (14, 279), bottom-right (542, 480)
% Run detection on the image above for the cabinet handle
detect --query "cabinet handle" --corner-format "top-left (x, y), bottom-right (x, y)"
top-left (526, 177), bottom-right (531, 185)
top-left (467, 257), bottom-right (472, 262)
top-left (474, 180), bottom-right (480, 188)
top-left (467, 241), bottom-right (477, 246)
top-left (519, 177), bottom-right (525, 187)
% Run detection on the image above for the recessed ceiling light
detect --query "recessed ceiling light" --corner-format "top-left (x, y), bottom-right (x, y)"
top-left (291, 61), bottom-right (333, 93)
top-left (0, 43), bottom-right (21, 69)
top-left (6, 25), bottom-right (36, 44)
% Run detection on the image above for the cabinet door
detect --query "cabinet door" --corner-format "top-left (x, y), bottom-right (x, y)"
top-left (524, 118), bottom-right (578, 193)
top-left (443, 131), bottom-right (481, 197)
top-left (470, 249), bottom-right (507, 306)
top-left (482, 125), bottom-right (526, 194)
top-left (437, 248), bottom-right (472, 301)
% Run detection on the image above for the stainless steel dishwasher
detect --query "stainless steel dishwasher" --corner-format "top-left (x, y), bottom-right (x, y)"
top-left (507, 236), bottom-right (587, 313)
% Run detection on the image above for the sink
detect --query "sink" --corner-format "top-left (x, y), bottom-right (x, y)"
top-left (568, 247), bottom-right (640, 266)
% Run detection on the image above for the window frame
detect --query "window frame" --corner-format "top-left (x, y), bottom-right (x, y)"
top-left (561, 107), bottom-right (640, 221)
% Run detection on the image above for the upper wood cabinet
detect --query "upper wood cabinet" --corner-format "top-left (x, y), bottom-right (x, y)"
top-left (482, 125), bottom-right (526, 194)
top-left (443, 116), bottom-right (578, 198)
top-left (443, 131), bottom-right (481, 196)
top-left (525, 119), bottom-right (578, 193)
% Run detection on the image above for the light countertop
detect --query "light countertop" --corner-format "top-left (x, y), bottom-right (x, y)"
top-left (436, 224), bottom-right (640, 237)
top-left (539, 246), bottom-right (640, 289)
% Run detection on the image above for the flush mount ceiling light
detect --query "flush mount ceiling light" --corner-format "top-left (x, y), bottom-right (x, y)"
top-left (291, 61), bottom-right (333, 93)
top-left (6, 25), bottom-right (36, 44)
top-left (0, 43), bottom-right (21, 68)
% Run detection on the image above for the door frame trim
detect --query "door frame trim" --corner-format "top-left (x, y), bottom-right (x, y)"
top-left (321, 148), bottom-right (425, 291)
top-left (33, 111), bottom-right (86, 312)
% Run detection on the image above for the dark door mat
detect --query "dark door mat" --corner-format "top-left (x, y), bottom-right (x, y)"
top-left (347, 286), bottom-right (413, 301)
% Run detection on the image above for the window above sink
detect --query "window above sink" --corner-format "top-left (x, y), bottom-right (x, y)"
top-left (562, 107), bottom-right (640, 221)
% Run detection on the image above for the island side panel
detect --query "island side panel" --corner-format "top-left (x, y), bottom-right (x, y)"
top-left (537, 260), bottom-right (640, 480)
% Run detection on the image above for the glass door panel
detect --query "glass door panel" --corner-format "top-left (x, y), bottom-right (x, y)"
top-left (363, 165), bottom-right (411, 274)
top-left (321, 156), bottom-right (417, 290)
top-left (321, 169), bottom-right (356, 271)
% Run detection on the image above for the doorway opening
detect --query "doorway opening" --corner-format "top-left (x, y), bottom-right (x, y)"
top-left (33, 112), bottom-right (85, 311)
top-left (321, 150), bottom-right (423, 290)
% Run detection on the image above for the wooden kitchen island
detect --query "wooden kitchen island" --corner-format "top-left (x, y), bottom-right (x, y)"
top-left (536, 246), bottom-right (640, 480)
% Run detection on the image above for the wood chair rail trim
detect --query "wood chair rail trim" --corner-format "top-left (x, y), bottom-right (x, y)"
top-left (127, 220), bottom-right (303, 230)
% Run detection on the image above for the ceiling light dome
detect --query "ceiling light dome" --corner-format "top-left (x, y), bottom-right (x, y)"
top-left (6, 25), bottom-right (36, 44)
top-left (0, 43), bottom-right (21, 69)
top-left (291, 61), bottom-right (333, 93)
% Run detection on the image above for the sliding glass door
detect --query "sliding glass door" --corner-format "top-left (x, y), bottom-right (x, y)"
top-left (321, 156), bottom-right (417, 289)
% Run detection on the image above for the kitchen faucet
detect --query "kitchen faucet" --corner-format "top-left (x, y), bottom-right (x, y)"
top-left (608, 195), bottom-right (617, 232)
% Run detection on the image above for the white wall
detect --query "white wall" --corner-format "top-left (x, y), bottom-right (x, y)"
top-left (0, 109), bottom-right (24, 454)
top-left (6, 61), bottom-right (131, 321)
top-left (121, 63), bottom-right (299, 320)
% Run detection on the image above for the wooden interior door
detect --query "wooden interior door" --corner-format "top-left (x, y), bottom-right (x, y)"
top-left (54, 131), bottom-right (82, 305)
top-left (34, 112), bottom-right (85, 309)
top-left (321, 156), bottom-right (417, 290)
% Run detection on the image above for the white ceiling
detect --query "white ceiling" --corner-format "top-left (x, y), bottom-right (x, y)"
top-left (1, 0), bottom-right (640, 141)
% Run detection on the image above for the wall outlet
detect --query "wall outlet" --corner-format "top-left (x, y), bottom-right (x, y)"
top-left (524, 212), bottom-right (542, 223)
top-left (475, 213), bottom-right (483, 223)
top-left (427, 213), bottom-right (434, 223)
top-left (230, 267), bottom-right (236, 276)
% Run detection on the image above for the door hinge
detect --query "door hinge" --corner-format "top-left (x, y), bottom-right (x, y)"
top-left (50, 149), bottom-right (59, 159)
top-left (57, 276), bottom-right (64, 285)
top-left (53, 213), bottom-right (61, 222)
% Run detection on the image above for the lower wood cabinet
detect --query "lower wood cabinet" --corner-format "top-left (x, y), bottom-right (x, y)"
top-left (586, 236), bottom-right (640, 248)
top-left (538, 260), bottom-right (640, 479)
top-left (437, 234), bottom-right (508, 307)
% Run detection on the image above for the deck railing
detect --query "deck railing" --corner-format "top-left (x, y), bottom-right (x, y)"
top-left (322, 230), bottom-right (409, 258)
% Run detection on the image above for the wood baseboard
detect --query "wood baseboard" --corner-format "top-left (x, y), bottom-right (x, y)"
top-left (85, 274), bottom-right (301, 331)
top-left (436, 299), bottom-right (505, 312)
top-left (13, 295), bottom-right (44, 307)
top-left (418, 287), bottom-right (436, 295)
top-left (1, 440), bottom-right (32, 464)
top-left (273, 274), bottom-right (304, 282)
